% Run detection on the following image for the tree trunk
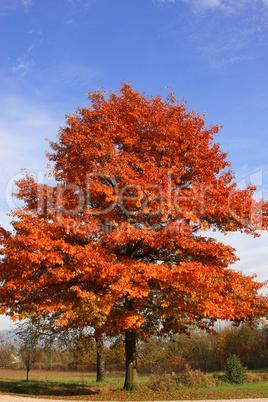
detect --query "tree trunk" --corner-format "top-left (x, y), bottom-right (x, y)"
top-left (95, 333), bottom-right (105, 382)
top-left (124, 329), bottom-right (139, 390)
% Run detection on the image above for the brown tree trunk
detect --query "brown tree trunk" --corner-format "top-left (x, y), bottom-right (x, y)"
top-left (124, 329), bottom-right (139, 390)
top-left (95, 333), bottom-right (105, 382)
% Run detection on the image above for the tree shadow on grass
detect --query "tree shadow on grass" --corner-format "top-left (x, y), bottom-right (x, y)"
top-left (0, 380), bottom-right (100, 396)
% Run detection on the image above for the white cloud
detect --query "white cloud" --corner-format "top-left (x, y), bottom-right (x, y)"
top-left (0, 314), bottom-right (15, 331)
top-left (209, 230), bottom-right (268, 295)
top-left (231, 234), bottom-right (268, 289)
top-left (0, 95), bottom-right (60, 212)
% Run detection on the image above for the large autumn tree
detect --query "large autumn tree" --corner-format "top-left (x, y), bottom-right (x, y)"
top-left (0, 83), bottom-right (268, 389)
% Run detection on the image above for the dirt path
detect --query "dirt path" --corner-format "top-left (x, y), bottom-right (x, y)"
top-left (1, 396), bottom-right (268, 402)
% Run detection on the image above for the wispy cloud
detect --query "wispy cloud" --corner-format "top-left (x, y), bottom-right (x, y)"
top-left (67, 0), bottom-right (94, 7)
top-left (183, 0), bottom-right (238, 13)
top-left (154, 0), bottom-right (268, 70)
top-left (0, 0), bottom-right (33, 16)
top-left (27, 30), bottom-right (43, 51)
top-left (210, 55), bottom-right (254, 68)
top-left (153, 0), bottom-right (175, 4)
top-left (170, 0), bottom-right (268, 68)
top-left (154, 0), bottom-right (268, 12)
top-left (11, 30), bottom-right (43, 76)
top-left (11, 57), bottom-right (35, 75)
top-left (21, 0), bottom-right (33, 6)
top-left (40, 62), bottom-right (102, 88)
top-left (65, 19), bottom-right (75, 25)
top-left (198, 23), bottom-right (267, 68)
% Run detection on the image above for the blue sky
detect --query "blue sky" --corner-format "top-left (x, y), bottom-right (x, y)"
top-left (0, 0), bottom-right (268, 330)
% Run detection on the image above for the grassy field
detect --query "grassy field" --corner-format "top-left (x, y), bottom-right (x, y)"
top-left (0, 368), bottom-right (268, 400)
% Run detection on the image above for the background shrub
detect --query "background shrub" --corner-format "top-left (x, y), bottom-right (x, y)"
top-left (224, 354), bottom-right (247, 384)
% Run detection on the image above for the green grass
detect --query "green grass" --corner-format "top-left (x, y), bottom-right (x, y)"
top-left (0, 369), bottom-right (268, 400)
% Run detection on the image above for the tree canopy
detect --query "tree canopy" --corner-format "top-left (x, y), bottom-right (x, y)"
top-left (0, 83), bottom-right (267, 388)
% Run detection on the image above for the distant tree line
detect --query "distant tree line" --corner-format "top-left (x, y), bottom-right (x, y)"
top-left (1, 321), bottom-right (267, 381)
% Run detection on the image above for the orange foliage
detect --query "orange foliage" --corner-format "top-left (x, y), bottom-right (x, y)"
top-left (0, 83), bottom-right (267, 336)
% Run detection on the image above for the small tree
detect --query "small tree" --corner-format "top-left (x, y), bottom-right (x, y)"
top-left (15, 320), bottom-right (40, 381)
top-left (224, 354), bottom-right (247, 384)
